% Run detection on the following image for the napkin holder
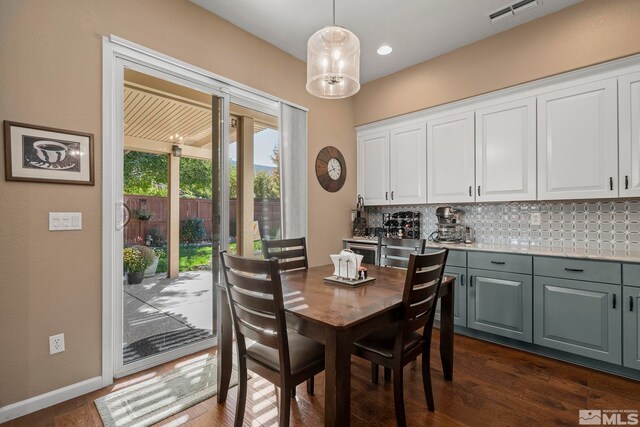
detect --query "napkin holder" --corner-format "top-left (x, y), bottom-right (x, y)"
top-left (330, 249), bottom-right (363, 280)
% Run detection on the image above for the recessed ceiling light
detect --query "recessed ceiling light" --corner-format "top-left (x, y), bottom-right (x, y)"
top-left (377, 45), bottom-right (393, 56)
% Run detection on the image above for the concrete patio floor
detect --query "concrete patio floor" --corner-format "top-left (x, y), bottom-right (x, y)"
top-left (122, 271), bottom-right (215, 364)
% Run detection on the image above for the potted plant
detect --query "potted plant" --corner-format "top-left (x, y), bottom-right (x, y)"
top-left (135, 207), bottom-right (154, 221)
top-left (123, 246), bottom-right (151, 284)
top-left (144, 247), bottom-right (165, 277)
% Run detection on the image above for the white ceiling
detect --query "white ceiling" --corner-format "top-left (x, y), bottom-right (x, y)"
top-left (191, 0), bottom-right (581, 83)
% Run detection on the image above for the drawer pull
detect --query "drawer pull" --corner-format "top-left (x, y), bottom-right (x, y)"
top-left (469, 276), bottom-right (473, 287)
top-left (630, 296), bottom-right (634, 312)
top-left (490, 261), bottom-right (506, 265)
top-left (564, 268), bottom-right (584, 272)
top-left (461, 274), bottom-right (465, 286)
top-left (612, 293), bottom-right (617, 309)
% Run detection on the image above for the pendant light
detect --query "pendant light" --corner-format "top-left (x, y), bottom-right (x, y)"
top-left (306, 0), bottom-right (360, 99)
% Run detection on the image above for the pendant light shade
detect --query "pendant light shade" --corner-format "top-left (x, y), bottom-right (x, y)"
top-left (306, 25), bottom-right (360, 99)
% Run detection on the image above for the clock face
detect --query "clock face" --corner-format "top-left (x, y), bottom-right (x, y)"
top-left (315, 146), bottom-right (346, 192)
top-left (327, 158), bottom-right (342, 180)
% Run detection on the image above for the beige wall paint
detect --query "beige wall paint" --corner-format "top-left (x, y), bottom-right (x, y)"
top-left (354, 0), bottom-right (640, 125)
top-left (0, 0), bottom-right (355, 406)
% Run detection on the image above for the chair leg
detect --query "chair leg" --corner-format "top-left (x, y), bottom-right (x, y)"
top-left (280, 387), bottom-right (292, 426)
top-left (384, 367), bottom-right (391, 382)
top-left (422, 350), bottom-right (435, 412)
top-left (392, 363), bottom-right (407, 427)
top-left (371, 363), bottom-right (379, 384)
top-left (234, 358), bottom-right (248, 427)
top-left (291, 386), bottom-right (296, 399)
top-left (306, 376), bottom-right (314, 395)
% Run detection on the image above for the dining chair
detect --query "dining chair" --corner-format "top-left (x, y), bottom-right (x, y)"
top-left (220, 251), bottom-right (325, 427)
top-left (262, 237), bottom-right (309, 272)
top-left (377, 236), bottom-right (426, 268)
top-left (352, 249), bottom-right (449, 427)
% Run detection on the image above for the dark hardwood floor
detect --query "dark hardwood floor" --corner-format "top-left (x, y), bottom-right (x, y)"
top-left (4, 330), bottom-right (640, 426)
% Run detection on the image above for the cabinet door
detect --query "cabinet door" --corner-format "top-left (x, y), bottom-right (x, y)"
top-left (533, 276), bottom-right (621, 364)
top-left (357, 131), bottom-right (389, 205)
top-left (468, 269), bottom-right (532, 342)
top-left (427, 112), bottom-right (475, 203)
top-left (389, 123), bottom-right (427, 204)
top-left (435, 266), bottom-right (467, 327)
top-left (537, 79), bottom-right (618, 200)
top-left (619, 72), bottom-right (640, 197)
top-left (476, 98), bottom-right (536, 202)
top-left (623, 286), bottom-right (640, 370)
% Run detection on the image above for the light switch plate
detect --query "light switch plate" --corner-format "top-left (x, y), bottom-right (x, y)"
top-left (49, 212), bottom-right (82, 231)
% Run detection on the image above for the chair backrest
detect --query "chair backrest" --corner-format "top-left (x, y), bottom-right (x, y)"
top-left (400, 250), bottom-right (449, 339)
top-left (262, 237), bottom-right (308, 272)
top-left (220, 251), bottom-right (291, 374)
top-left (378, 236), bottom-right (426, 269)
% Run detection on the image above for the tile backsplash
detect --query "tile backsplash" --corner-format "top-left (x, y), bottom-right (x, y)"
top-left (365, 200), bottom-right (640, 252)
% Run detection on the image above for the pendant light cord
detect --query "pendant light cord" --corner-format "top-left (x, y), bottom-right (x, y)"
top-left (333, 0), bottom-right (336, 26)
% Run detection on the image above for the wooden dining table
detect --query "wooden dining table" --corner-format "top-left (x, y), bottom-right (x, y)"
top-left (216, 264), bottom-right (455, 427)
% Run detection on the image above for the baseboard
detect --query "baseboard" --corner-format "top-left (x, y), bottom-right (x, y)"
top-left (0, 376), bottom-right (103, 423)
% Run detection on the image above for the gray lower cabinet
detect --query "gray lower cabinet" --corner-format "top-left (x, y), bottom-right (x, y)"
top-left (533, 276), bottom-right (622, 364)
top-left (624, 286), bottom-right (640, 370)
top-left (468, 269), bottom-right (533, 342)
top-left (435, 266), bottom-right (467, 327)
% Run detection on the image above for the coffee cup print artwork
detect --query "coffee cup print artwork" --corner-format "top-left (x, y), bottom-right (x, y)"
top-left (4, 121), bottom-right (94, 185)
top-left (24, 138), bottom-right (81, 171)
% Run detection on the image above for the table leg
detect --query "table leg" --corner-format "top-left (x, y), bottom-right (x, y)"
top-left (440, 280), bottom-right (454, 381)
top-left (324, 327), bottom-right (352, 427)
top-left (216, 286), bottom-right (233, 403)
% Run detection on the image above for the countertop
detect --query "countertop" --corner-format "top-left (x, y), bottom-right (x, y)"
top-left (343, 237), bottom-right (640, 263)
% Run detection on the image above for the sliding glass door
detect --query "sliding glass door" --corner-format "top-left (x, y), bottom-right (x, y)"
top-left (115, 66), bottom-right (228, 376)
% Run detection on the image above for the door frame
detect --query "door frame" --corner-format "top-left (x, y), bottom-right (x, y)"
top-left (102, 36), bottom-right (294, 384)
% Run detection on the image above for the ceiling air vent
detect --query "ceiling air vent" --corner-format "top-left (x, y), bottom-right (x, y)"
top-left (489, 0), bottom-right (540, 23)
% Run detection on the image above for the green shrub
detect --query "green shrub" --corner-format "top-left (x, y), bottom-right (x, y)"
top-left (180, 217), bottom-right (206, 243)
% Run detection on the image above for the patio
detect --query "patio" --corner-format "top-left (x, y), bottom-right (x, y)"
top-left (122, 271), bottom-right (215, 364)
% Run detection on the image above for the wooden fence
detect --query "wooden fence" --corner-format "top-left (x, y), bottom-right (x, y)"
top-left (124, 195), bottom-right (281, 245)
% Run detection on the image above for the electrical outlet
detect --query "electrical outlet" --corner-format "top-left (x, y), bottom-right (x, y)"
top-left (530, 212), bottom-right (542, 226)
top-left (49, 333), bottom-right (65, 355)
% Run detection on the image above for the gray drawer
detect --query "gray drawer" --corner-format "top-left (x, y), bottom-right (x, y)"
top-left (425, 248), bottom-right (466, 267)
top-left (623, 264), bottom-right (640, 287)
top-left (468, 251), bottom-right (532, 275)
top-left (534, 257), bottom-right (621, 284)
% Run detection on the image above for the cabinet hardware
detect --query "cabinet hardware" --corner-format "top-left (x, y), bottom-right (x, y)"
top-left (468, 186), bottom-right (472, 197)
top-left (609, 177), bottom-right (613, 191)
top-left (564, 268), bottom-right (584, 272)
top-left (391, 191), bottom-right (394, 200)
top-left (477, 186), bottom-right (481, 196)
top-left (490, 261), bottom-right (505, 265)
top-left (630, 296), bottom-right (634, 312)
top-left (469, 276), bottom-right (473, 287)
top-left (461, 274), bottom-right (465, 286)
top-left (385, 191), bottom-right (388, 200)
top-left (626, 175), bottom-right (629, 190)
top-left (612, 293), bottom-right (617, 309)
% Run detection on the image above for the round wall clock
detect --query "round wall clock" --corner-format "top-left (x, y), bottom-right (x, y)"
top-left (315, 146), bottom-right (346, 192)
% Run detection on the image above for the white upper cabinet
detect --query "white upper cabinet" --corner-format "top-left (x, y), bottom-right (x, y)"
top-left (537, 78), bottom-right (618, 200)
top-left (357, 131), bottom-right (390, 205)
top-left (475, 98), bottom-right (537, 202)
top-left (619, 71), bottom-right (640, 197)
top-left (389, 123), bottom-right (427, 204)
top-left (427, 111), bottom-right (475, 204)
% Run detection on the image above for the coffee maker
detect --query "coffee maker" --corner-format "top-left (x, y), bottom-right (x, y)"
top-left (429, 206), bottom-right (465, 243)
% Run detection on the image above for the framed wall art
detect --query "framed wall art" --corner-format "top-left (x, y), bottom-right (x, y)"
top-left (4, 121), bottom-right (94, 185)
